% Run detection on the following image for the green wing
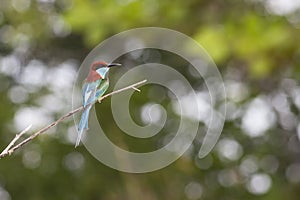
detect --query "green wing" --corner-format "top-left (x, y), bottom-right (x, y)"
top-left (95, 78), bottom-right (109, 99)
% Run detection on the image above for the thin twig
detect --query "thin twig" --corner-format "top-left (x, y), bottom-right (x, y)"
top-left (0, 79), bottom-right (147, 159)
top-left (0, 124), bottom-right (32, 157)
top-left (132, 87), bottom-right (141, 92)
top-left (97, 80), bottom-right (146, 103)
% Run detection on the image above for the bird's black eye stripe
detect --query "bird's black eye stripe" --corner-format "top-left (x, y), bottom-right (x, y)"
top-left (97, 64), bottom-right (106, 68)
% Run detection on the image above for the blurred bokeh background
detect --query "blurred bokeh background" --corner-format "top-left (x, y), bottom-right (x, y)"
top-left (0, 0), bottom-right (300, 199)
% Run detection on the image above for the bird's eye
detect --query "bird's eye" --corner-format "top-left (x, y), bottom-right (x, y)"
top-left (95, 64), bottom-right (103, 69)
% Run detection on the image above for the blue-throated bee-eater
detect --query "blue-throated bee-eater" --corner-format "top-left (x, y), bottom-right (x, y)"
top-left (76, 61), bottom-right (121, 147)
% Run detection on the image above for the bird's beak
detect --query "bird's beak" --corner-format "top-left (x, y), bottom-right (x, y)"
top-left (107, 63), bottom-right (122, 68)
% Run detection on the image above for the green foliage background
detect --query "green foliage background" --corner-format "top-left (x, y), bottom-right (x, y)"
top-left (0, 0), bottom-right (300, 199)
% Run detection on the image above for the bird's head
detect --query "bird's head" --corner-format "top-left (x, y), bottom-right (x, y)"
top-left (91, 61), bottom-right (121, 79)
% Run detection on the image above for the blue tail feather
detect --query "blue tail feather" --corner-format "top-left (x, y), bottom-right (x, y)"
top-left (76, 106), bottom-right (91, 147)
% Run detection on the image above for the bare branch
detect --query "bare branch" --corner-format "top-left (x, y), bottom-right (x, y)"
top-left (132, 87), bottom-right (141, 92)
top-left (0, 79), bottom-right (147, 159)
top-left (0, 124), bottom-right (32, 158)
top-left (97, 79), bottom-right (146, 103)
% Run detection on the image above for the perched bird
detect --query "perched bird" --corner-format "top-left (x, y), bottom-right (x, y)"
top-left (76, 61), bottom-right (121, 147)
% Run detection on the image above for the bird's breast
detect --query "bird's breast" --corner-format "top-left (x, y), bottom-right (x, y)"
top-left (86, 70), bottom-right (102, 82)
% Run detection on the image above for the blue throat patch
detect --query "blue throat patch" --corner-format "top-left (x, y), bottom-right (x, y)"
top-left (96, 67), bottom-right (109, 78)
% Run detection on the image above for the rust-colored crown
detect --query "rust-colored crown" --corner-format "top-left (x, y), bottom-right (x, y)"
top-left (91, 61), bottom-right (108, 70)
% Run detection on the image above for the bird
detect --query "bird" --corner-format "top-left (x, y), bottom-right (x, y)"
top-left (76, 61), bottom-right (121, 147)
